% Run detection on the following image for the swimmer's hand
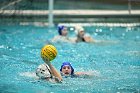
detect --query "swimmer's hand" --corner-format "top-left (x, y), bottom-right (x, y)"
top-left (43, 58), bottom-right (51, 65)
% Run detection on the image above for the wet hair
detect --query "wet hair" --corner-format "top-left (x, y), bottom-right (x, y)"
top-left (58, 25), bottom-right (65, 35)
top-left (60, 62), bottom-right (74, 75)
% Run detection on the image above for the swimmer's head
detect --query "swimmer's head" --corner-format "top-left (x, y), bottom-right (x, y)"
top-left (75, 26), bottom-right (85, 38)
top-left (60, 62), bottom-right (74, 76)
top-left (75, 26), bottom-right (84, 35)
top-left (36, 64), bottom-right (52, 79)
top-left (58, 25), bottom-right (68, 36)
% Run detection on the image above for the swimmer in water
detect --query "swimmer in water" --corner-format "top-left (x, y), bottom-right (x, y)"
top-left (75, 26), bottom-right (95, 43)
top-left (36, 59), bottom-right (62, 83)
top-left (74, 26), bottom-right (119, 44)
top-left (60, 62), bottom-right (95, 78)
top-left (51, 25), bottom-right (75, 43)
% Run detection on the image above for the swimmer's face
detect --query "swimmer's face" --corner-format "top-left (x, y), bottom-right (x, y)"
top-left (78, 30), bottom-right (85, 38)
top-left (61, 65), bottom-right (72, 76)
top-left (61, 27), bottom-right (68, 36)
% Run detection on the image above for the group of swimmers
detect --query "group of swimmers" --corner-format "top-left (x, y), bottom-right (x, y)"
top-left (35, 25), bottom-right (118, 83)
top-left (51, 25), bottom-right (119, 45)
top-left (36, 57), bottom-right (94, 83)
top-left (35, 25), bottom-right (96, 83)
top-left (51, 25), bottom-right (95, 43)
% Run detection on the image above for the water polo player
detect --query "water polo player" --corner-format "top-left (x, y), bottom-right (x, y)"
top-left (36, 63), bottom-right (62, 83)
top-left (36, 45), bottom-right (62, 83)
top-left (51, 25), bottom-right (75, 43)
top-left (60, 62), bottom-right (95, 78)
top-left (75, 26), bottom-right (95, 43)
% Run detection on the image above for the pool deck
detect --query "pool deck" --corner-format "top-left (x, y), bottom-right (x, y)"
top-left (0, 10), bottom-right (140, 17)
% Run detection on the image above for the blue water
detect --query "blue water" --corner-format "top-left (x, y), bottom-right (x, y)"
top-left (0, 24), bottom-right (140, 93)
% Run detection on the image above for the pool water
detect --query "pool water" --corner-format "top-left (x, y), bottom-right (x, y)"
top-left (0, 24), bottom-right (140, 93)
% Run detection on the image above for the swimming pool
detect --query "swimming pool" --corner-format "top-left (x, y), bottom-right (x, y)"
top-left (0, 24), bottom-right (140, 93)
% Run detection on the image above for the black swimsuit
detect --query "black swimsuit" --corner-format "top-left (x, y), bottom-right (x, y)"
top-left (82, 38), bottom-right (85, 42)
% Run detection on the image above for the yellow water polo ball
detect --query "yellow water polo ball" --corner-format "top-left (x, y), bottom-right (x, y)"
top-left (41, 45), bottom-right (57, 61)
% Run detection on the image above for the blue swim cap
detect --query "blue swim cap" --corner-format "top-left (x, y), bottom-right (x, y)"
top-left (60, 62), bottom-right (74, 75)
top-left (58, 25), bottom-right (65, 35)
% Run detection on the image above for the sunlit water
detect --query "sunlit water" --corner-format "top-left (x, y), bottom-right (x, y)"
top-left (0, 24), bottom-right (140, 93)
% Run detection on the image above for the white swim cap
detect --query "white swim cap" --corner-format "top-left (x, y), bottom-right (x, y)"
top-left (75, 26), bottom-right (84, 35)
top-left (84, 33), bottom-right (90, 37)
top-left (36, 64), bottom-right (52, 79)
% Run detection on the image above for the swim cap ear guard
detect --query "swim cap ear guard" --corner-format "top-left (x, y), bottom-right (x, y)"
top-left (36, 64), bottom-right (52, 79)
top-left (60, 62), bottom-right (74, 75)
top-left (58, 25), bottom-right (65, 35)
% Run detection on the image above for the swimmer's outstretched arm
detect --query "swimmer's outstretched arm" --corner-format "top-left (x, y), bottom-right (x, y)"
top-left (74, 71), bottom-right (95, 78)
top-left (45, 60), bottom-right (63, 81)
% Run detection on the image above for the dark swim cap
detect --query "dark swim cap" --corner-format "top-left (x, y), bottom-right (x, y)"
top-left (60, 62), bottom-right (74, 75)
top-left (58, 25), bottom-right (65, 35)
